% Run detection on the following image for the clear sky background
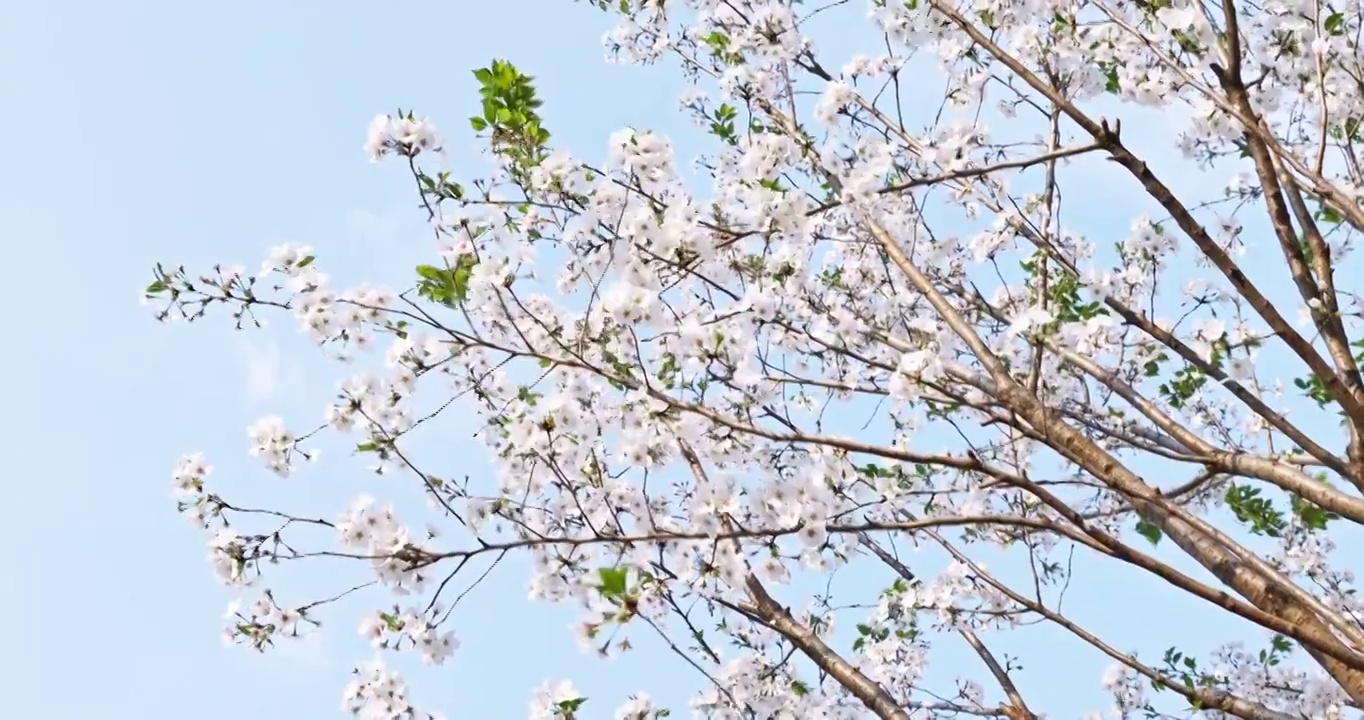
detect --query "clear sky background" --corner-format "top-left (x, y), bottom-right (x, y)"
top-left (0, 2), bottom-right (698, 716)
top-left (3, 1), bottom-right (1359, 718)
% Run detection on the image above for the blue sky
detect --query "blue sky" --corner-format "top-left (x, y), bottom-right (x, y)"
top-left (0, 1), bottom-right (692, 716)
top-left (3, 0), bottom-right (1359, 718)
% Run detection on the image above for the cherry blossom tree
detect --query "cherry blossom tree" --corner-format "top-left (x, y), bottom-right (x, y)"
top-left (144, 0), bottom-right (1364, 718)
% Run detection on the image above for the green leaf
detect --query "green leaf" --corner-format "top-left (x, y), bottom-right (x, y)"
top-left (451, 255), bottom-right (477, 303)
top-left (557, 696), bottom-right (587, 714)
top-left (1225, 483), bottom-right (1287, 536)
top-left (1325, 11), bottom-right (1345, 34)
top-left (1290, 493), bottom-right (1338, 531)
top-left (146, 279), bottom-right (168, 294)
top-left (469, 116), bottom-right (488, 131)
top-left (1134, 520), bottom-right (1162, 545)
top-left (597, 567), bottom-right (628, 598)
top-left (1316, 204), bottom-right (1344, 225)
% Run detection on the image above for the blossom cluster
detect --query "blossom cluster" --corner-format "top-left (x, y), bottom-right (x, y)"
top-left (357, 607), bottom-right (458, 666)
top-left (144, 0), bottom-right (1364, 717)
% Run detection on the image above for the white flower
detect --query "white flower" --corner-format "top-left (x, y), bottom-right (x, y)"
top-left (530, 680), bottom-right (582, 720)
